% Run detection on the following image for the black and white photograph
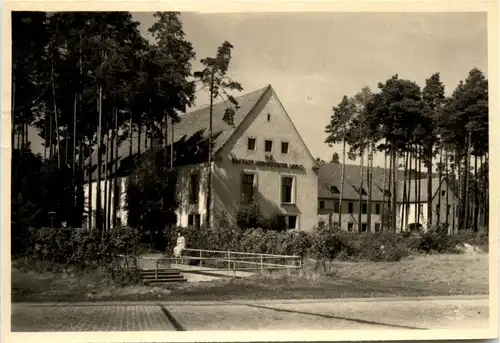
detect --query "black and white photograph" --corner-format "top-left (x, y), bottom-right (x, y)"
top-left (2, 1), bottom-right (498, 341)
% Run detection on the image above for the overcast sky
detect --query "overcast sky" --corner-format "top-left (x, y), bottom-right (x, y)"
top-left (29, 12), bottom-right (488, 166)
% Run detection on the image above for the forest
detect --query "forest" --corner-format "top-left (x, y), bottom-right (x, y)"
top-left (324, 70), bottom-right (489, 233)
top-left (11, 11), bottom-right (243, 253)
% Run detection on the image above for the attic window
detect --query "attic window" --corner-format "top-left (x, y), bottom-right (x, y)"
top-left (267, 113), bottom-right (271, 122)
top-left (329, 185), bottom-right (340, 194)
top-left (354, 186), bottom-right (367, 195)
top-left (441, 190), bottom-right (446, 196)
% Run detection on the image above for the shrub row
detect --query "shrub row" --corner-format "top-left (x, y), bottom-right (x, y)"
top-left (169, 225), bottom-right (489, 262)
top-left (28, 226), bottom-right (141, 270)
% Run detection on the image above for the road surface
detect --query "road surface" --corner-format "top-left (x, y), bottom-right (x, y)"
top-left (11, 296), bottom-right (489, 331)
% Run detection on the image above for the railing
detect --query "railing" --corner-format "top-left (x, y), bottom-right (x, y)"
top-left (118, 248), bottom-right (302, 281)
top-left (180, 248), bottom-right (302, 274)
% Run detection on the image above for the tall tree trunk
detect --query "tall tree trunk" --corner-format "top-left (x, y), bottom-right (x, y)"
top-left (43, 115), bottom-right (48, 162)
top-left (206, 73), bottom-right (215, 229)
top-left (406, 149), bottom-right (412, 230)
top-left (358, 148), bottom-right (364, 233)
top-left (49, 103), bottom-right (54, 161)
top-left (437, 147), bottom-right (443, 226)
top-left (65, 125), bottom-right (69, 165)
top-left (456, 149), bottom-right (462, 234)
top-left (96, 85), bottom-right (103, 232)
top-left (103, 130), bottom-right (109, 232)
top-left (137, 120), bottom-right (142, 156)
top-left (107, 112), bottom-right (115, 230)
top-left (339, 137), bottom-right (346, 228)
top-left (463, 132), bottom-right (471, 230)
top-left (129, 114), bottom-right (133, 158)
top-left (113, 108), bottom-right (119, 228)
top-left (483, 153), bottom-right (488, 229)
top-left (391, 143), bottom-right (397, 233)
top-left (444, 148), bottom-right (451, 228)
top-left (72, 95), bottom-right (77, 201)
top-left (51, 65), bottom-right (61, 169)
top-left (426, 144), bottom-right (433, 231)
top-left (413, 146), bottom-right (418, 228)
top-left (367, 143), bottom-right (373, 232)
top-left (381, 148), bottom-right (387, 230)
top-left (88, 137), bottom-right (93, 231)
top-left (161, 113), bottom-right (166, 148)
top-left (417, 146), bottom-right (422, 227)
top-left (171, 120), bottom-right (174, 169)
top-left (401, 151), bottom-right (409, 231)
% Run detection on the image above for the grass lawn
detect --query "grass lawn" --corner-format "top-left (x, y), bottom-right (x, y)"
top-left (11, 253), bottom-right (489, 303)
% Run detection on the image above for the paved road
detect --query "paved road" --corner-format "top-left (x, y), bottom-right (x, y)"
top-left (11, 296), bottom-right (489, 331)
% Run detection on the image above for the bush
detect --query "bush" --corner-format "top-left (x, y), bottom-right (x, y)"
top-left (236, 202), bottom-right (266, 229)
top-left (27, 226), bottom-right (142, 271)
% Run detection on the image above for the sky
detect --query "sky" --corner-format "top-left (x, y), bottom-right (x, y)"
top-left (29, 12), bottom-right (488, 167)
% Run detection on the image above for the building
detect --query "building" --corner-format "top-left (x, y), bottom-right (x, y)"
top-left (397, 177), bottom-right (459, 232)
top-left (317, 162), bottom-right (458, 232)
top-left (84, 85), bottom-right (319, 231)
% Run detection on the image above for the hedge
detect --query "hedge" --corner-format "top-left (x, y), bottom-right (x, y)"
top-left (167, 225), bottom-right (488, 263)
top-left (27, 226), bottom-right (141, 271)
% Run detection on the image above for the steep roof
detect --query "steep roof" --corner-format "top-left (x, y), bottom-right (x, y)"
top-left (397, 177), bottom-right (445, 203)
top-left (87, 85), bottom-right (271, 181)
top-left (318, 162), bottom-right (440, 202)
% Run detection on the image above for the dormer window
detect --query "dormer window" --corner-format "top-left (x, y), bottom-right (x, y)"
top-left (330, 185), bottom-right (340, 194)
top-left (353, 185), bottom-right (367, 195)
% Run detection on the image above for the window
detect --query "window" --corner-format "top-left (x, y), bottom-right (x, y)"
top-left (375, 223), bottom-right (381, 232)
top-left (319, 200), bottom-right (325, 209)
top-left (334, 201), bottom-right (340, 213)
top-left (441, 190), bottom-right (446, 196)
top-left (330, 185), bottom-right (340, 194)
top-left (241, 173), bottom-right (255, 203)
top-left (194, 214), bottom-right (201, 229)
top-left (189, 174), bottom-right (199, 203)
top-left (281, 142), bottom-right (289, 154)
top-left (265, 140), bottom-right (273, 153)
top-left (281, 176), bottom-right (295, 204)
top-left (375, 203), bottom-right (381, 215)
top-left (362, 203), bottom-right (367, 214)
top-left (247, 137), bottom-right (256, 151)
top-left (348, 202), bottom-right (354, 214)
top-left (286, 215), bottom-right (297, 229)
top-left (267, 113), bottom-right (271, 122)
top-left (188, 214), bottom-right (201, 229)
top-left (384, 189), bottom-right (391, 197)
top-left (347, 223), bottom-right (354, 231)
top-left (361, 223), bottom-right (367, 232)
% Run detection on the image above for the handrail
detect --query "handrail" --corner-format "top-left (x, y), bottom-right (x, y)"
top-left (182, 248), bottom-right (300, 259)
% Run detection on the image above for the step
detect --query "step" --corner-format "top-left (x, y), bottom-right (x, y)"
top-left (143, 278), bottom-right (187, 284)
top-left (141, 275), bottom-right (184, 281)
top-left (139, 271), bottom-right (181, 276)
